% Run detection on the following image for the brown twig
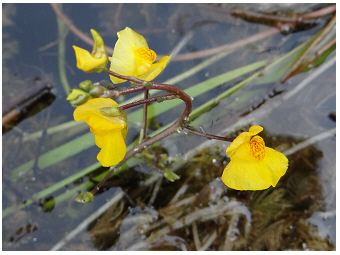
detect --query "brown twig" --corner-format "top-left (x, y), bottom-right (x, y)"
top-left (50, 3), bottom-right (279, 61)
top-left (159, 27), bottom-right (280, 61)
top-left (231, 9), bottom-right (307, 30)
top-left (281, 14), bottom-right (336, 83)
top-left (38, 26), bottom-right (69, 51)
top-left (298, 4), bottom-right (336, 19)
top-left (2, 109), bottom-right (20, 126)
top-left (285, 37), bottom-right (336, 79)
top-left (199, 3), bottom-right (336, 31)
top-left (50, 3), bottom-right (114, 53)
top-left (51, 3), bottom-right (335, 63)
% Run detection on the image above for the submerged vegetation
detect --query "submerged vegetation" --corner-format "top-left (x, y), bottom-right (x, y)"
top-left (2, 3), bottom-right (335, 251)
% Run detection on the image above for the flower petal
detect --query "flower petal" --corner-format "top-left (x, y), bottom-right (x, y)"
top-left (134, 47), bottom-right (157, 77)
top-left (261, 147), bottom-right (288, 186)
top-left (232, 136), bottom-right (265, 162)
top-left (73, 46), bottom-right (107, 73)
top-left (222, 146), bottom-right (288, 190)
top-left (138, 55), bottom-right (172, 81)
top-left (95, 131), bottom-right (126, 167)
top-left (248, 125), bottom-right (263, 136)
top-left (226, 125), bottom-right (263, 157)
top-left (222, 157), bottom-right (273, 190)
top-left (74, 98), bottom-right (125, 135)
top-left (109, 27), bottom-right (148, 83)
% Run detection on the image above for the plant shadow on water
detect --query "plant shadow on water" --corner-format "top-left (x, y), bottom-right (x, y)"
top-left (2, 3), bottom-right (335, 251)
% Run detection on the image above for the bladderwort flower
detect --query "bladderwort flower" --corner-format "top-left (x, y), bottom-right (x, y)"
top-left (109, 27), bottom-right (172, 83)
top-left (73, 98), bottom-right (128, 167)
top-left (73, 29), bottom-right (108, 73)
top-left (222, 125), bottom-right (288, 190)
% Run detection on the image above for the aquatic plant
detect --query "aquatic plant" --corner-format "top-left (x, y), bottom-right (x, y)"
top-left (3, 3), bottom-right (335, 251)
top-left (68, 27), bottom-right (290, 201)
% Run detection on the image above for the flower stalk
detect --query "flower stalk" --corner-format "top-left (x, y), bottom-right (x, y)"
top-left (69, 27), bottom-right (290, 200)
top-left (87, 69), bottom-right (193, 196)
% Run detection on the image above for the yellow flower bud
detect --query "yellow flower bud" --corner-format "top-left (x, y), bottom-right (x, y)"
top-left (79, 80), bottom-right (93, 92)
top-left (73, 29), bottom-right (108, 73)
top-left (66, 89), bottom-right (88, 101)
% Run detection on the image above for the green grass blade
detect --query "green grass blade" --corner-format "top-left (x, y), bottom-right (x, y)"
top-left (10, 132), bottom-right (95, 181)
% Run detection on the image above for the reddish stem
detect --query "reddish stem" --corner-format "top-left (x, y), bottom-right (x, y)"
top-left (298, 4), bottom-right (336, 19)
top-left (90, 70), bottom-right (193, 196)
top-left (118, 94), bottom-right (179, 111)
top-left (281, 14), bottom-right (336, 83)
top-left (141, 89), bottom-right (149, 141)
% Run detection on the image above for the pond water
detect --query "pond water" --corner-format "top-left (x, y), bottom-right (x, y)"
top-left (2, 3), bottom-right (336, 251)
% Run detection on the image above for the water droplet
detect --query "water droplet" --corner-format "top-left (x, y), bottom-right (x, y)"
top-left (33, 238), bottom-right (37, 242)
top-left (134, 148), bottom-right (139, 152)
top-left (212, 159), bottom-right (217, 164)
top-left (205, 72), bottom-right (209, 77)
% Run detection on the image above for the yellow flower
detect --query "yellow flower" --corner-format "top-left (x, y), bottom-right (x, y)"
top-left (222, 125), bottom-right (288, 190)
top-left (73, 29), bottom-right (108, 73)
top-left (73, 98), bottom-right (128, 167)
top-left (109, 27), bottom-right (172, 83)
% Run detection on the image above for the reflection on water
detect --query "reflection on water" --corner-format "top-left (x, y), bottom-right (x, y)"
top-left (2, 3), bottom-right (335, 251)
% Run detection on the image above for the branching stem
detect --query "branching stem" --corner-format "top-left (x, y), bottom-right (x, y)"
top-left (90, 70), bottom-right (193, 195)
top-left (118, 94), bottom-right (178, 111)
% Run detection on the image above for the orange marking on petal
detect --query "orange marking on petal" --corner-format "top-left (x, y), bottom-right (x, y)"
top-left (249, 136), bottom-right (265, 160)
top-left (135, 47), bottom-right (156, 62)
